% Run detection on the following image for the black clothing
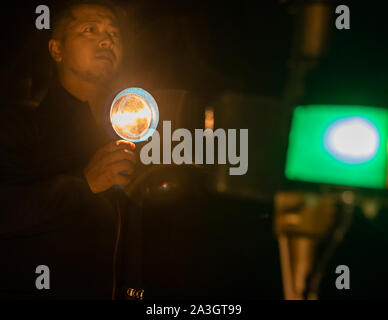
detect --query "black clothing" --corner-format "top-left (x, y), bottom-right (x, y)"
top-left (0, 80), bottom-right (137, 299)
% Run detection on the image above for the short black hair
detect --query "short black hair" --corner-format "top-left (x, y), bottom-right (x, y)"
top-left (51, 0), bottom-right (122, 41)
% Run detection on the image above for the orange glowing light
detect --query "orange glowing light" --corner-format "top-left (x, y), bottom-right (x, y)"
top-left (111, 94), bottom-right (152, 141)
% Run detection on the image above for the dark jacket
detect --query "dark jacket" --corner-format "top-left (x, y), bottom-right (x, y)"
top-left (0, 80), bottom-right (130, 299)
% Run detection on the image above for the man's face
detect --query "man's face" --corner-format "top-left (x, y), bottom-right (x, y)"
top-left (57, 4), bottom-right (123, 83)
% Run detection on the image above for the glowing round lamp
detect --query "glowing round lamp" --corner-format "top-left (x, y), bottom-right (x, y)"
top-left (110, 88), bottom-right (159, 143)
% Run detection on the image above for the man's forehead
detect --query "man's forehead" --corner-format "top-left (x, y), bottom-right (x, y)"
top-left (70, 4), bottom-right (119, 26)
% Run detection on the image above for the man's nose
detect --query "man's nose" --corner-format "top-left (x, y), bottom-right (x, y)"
top-left (99, 33), bottom-right (114, 49)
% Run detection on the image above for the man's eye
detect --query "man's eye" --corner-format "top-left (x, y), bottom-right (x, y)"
top-left (83, 26), bottom-right (95, 33)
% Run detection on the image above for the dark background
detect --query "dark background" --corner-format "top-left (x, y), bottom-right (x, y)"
top-left (1, 0), bottom-right (388, 299)
top-left (2, 0), bottom-right (388, 98)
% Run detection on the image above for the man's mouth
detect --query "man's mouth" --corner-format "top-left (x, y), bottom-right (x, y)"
top-left (95, 51), bottom-right (115, 64)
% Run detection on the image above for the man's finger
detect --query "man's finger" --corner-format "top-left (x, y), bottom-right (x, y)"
top-left (102, 149), bottom-right (136, 166)
top-left (110, 159), bottom-right (135, 176)
top-left (103, 140), bottom-right (135, 153)
top-left (112, 174), bottom-right (131, 187)
top-left (116, 140), bottom-right (136, 150)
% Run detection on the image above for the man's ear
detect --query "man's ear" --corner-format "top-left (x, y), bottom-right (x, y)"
top-left (48, 39), bottom-right (63, 63)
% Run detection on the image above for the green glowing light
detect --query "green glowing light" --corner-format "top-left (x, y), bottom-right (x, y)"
top-left (285, 105), bottom-right (388, 189)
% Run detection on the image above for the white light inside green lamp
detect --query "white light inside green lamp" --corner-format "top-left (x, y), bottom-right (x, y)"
top-left (325, 117), bottom-right (379, 163)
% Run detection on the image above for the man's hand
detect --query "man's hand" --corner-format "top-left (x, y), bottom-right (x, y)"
top-left (84, 140), bottom-right (136, 194)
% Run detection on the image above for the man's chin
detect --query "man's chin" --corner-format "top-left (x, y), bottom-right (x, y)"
top-left (84, 67), bottom-right (117, 84)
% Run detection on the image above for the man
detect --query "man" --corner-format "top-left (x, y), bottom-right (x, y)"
top-left (0, 0), bottom-right (140, 299)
